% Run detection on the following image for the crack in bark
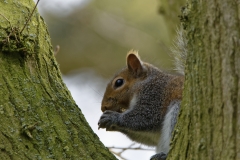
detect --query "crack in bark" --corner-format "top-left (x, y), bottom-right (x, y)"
top-left (231, 37), bottom-right (238, 159)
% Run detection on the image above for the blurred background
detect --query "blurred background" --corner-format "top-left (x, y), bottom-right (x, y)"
top-left (35, 0), bottom-right (183, 159)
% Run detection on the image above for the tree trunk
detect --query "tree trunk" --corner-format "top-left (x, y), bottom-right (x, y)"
top-left (0, 1), bottom-right (116, 159)
top-left (168, 0), bottom-right (240, 159)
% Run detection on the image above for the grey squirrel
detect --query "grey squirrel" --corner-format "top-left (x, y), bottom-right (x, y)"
top-left (98, 30), bottom-right (186, 160)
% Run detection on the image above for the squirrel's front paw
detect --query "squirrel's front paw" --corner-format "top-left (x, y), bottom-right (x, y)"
top-left (150, 152), bottom-right (167, 160)
top-left (98, 110), bottom-right (120, 131)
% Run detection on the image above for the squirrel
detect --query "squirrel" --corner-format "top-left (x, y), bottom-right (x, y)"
top-left (98, 29), bottom-right (186, 160)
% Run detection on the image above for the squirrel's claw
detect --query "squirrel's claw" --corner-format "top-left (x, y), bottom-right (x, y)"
top-left (98, 110), bottom-right (119, 131)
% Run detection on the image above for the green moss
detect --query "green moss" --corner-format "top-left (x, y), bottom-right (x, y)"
top-left (0, 0), bottom-right (116, 159)
top-left (0, 27), bottom-right (36, 55)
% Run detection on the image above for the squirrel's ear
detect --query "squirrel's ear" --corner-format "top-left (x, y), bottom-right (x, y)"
top-left (126, 50), bottom-right (143, 74)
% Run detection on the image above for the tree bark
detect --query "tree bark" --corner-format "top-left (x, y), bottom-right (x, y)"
top-left (168, 0), bottom-right (240, 159)
top-left (0, 1), bottom-right (116, 159)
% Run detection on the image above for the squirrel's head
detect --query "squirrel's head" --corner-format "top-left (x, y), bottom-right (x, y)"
top-left (101, 50), bottom-right (147, 113)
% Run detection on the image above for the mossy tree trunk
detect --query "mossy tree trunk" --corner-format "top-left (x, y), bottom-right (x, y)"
top-left (0, 1), bottom-right (116, 159)
top-left (168, 0), bottom-right (240, 159)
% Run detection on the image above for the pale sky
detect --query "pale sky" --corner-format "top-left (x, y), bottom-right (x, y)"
top-left (35, 0), bottom-right (90, 16)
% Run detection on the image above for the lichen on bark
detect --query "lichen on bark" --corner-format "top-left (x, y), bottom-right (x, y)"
top-left (168, 0), bottom-right (240, 159)
top-left (0, 0), bottom-right (116, 159)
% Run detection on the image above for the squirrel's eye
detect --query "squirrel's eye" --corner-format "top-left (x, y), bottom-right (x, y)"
top-left (114, 79), bottom-right (124, 88)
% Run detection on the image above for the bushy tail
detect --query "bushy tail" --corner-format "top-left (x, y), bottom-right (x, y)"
top-left (171, 27), bottom-right (187, 75)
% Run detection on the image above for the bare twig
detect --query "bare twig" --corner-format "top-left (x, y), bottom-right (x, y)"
top-left (20, 0), bottom-right (40, 34)
top-left (0, 13), bottom-right (12, 27)
top-left (108, 143), bottom-right (154, 160)
top-left (0, 13), bottom-right (14, 42)
top-left (1, 0), bottom-right (40, 44)
top-left (109, 150), bottom-right (127, 160)
top-left (108, 145), bottom-right (155, 151)
top-left (0, 13), bottom-right (15, 43)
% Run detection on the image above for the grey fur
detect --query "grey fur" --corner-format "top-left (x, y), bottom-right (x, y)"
top-left (171, 27), bottom-right (187, 75)
top-left (98, 63), bottom-right (181, 159)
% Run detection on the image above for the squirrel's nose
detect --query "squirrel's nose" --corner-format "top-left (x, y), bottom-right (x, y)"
top-left (101, 106), bottom-right (107, 112)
